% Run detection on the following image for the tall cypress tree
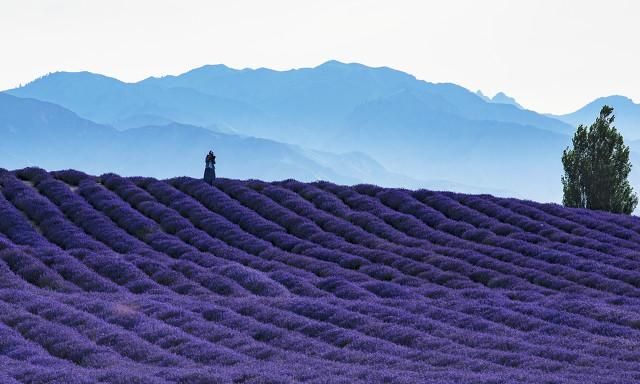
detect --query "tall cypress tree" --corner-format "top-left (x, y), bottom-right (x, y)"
top-left (561, 105), bottom-right (637, 214)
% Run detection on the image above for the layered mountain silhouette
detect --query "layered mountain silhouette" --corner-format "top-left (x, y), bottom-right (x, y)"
top-left (333, 89), bottom-right (569, 201)
top-left (4, 61), bottom-right (638, 203)
top-left (7, 71), bottom-right (262, 131)
top-left (0, 93), bottom-right (351, 182)
top-left (3, 93), bottom-right (505, 194)
top-left (9, 61), bottom-right (572, 140)
top-left (3, 61), bottom-right (574, 202)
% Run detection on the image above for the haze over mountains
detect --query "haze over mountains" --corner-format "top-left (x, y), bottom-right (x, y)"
top-left (3, 60), bottom-right (639, 203)
top-left (0, 93), bottom-right (421, 186)
top-left (552, 95), bottom-right (640, 141)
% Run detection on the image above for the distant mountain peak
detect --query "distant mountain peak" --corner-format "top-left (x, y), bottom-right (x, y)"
top-left (149, 63), bottom-right (236, 81)
top-left (555, 94), bottom-right (640, 141)
top-left (187, 63), bottom-right (234, 74)
top-left (475, 90), bottom-right (491, 102)
top-left (314, 60), bottom-right (408, 75)
top-left (560, 95), bottom-right (639, 116)
top-left (492, 92), bottom-right (523, 109)
top-left (12, 70), bottom-right (124, 91)
top-left (318, 59), bottom-right (347, 67)
top-left (314, 60), bottom-right (369, 73)
top-left (592, 95), bottom-right (637, 106)
top-left (476, 90), bottom-right (524, 109)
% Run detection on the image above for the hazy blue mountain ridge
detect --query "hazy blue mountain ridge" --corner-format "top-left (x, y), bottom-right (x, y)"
top-left (555, 95), bottom-right (640, 141)
top-left (2, 92), bottom-right (505, 194)
top-left (8, 61), bottom-right (637, 203)
top-left (335, 89), bottom-right (570, 201)
top-left (0, 93), bottom-right (351, 182)
top-left (9, 61), bottom-right (573, 143)
top-left (141, 61), bottom-right (573, 138)
top-left (7, 71), bottom-right (264, 131)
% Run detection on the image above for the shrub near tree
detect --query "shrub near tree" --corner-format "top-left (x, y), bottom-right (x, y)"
top-left (561, 105), bottom-right (638, 214)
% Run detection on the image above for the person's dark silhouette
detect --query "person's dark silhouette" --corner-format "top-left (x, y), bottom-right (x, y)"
top-left (204, 150), bottom-right (216, 184)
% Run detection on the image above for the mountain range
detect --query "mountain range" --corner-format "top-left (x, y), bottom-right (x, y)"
top-left (3, 60), bottom-right (639, 203)
top-left (2, 92), bottom-right (508, 195)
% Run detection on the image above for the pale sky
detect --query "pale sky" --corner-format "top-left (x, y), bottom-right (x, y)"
top-left (1, 0), bottom-right (638, 114)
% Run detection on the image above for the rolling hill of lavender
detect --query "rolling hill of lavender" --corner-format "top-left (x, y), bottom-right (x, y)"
top-left (2, 167), bottom-right (640, 384)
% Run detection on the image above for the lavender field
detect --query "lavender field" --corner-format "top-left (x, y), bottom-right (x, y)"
top-left (1, 167), bottom-right (640, 383)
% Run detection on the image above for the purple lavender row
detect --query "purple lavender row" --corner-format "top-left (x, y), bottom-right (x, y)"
top-left (194, 180), bottom-right (640, 368)
top-left (320, 182), bottom-right (640, 297)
